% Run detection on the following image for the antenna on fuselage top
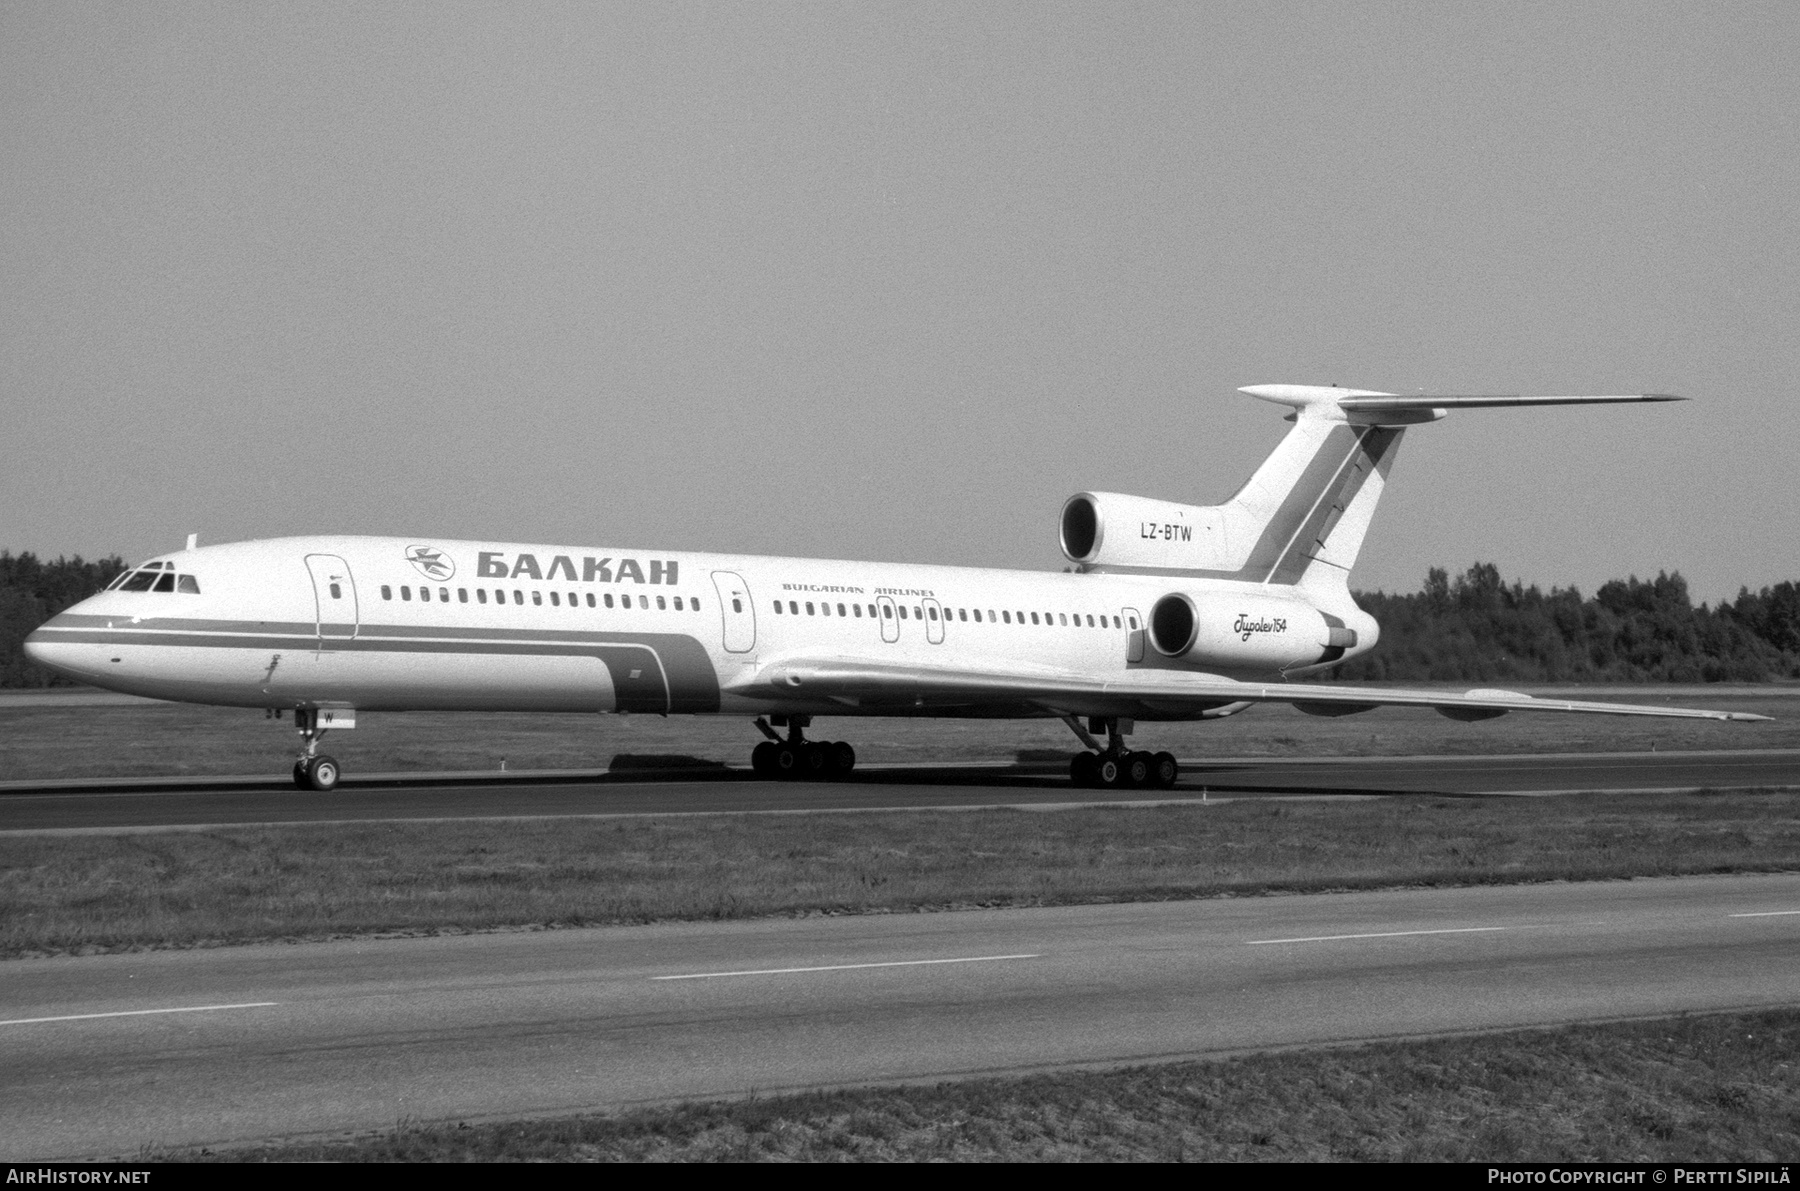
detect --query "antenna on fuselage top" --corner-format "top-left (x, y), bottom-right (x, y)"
top-left (185, 533), bottom-right (198, 551)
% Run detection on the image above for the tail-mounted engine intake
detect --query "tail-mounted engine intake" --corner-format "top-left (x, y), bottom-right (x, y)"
top-left (1146, 591), bottom-right (1361, 672)
top-left (1060, 492), bottom-right (1231, 572)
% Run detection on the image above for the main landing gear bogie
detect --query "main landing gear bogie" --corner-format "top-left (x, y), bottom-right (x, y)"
top-left (1060, 714), bottom-right (1178, 790)
top-left (750, 717), bottom-right (857, 781)
top-left (1069, 748), bottom-right (1179, 790)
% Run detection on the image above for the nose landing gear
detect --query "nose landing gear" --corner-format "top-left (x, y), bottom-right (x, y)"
top-left (1062, 715), bottom-right (1178, 790)
top-left (289, 708), bottom-right (342, 792)
top-left (750, 716), bottom-right (857, 780)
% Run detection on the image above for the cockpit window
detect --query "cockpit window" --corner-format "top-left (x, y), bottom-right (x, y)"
top-left (178, 575), bottom-right (201, 594)
top-left (118, 570), bottom-right (158, 592)
top-left (152, 572), bottom-right (176, 592)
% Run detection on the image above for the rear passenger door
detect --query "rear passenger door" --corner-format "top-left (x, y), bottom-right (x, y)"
top-left (710, 571), bottom-right (756, 653)
top-left (876, 596), bottom-right (900, 643)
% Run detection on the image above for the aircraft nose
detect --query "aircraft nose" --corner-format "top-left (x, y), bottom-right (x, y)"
top-left (22, 610), bottom-right (102, 684)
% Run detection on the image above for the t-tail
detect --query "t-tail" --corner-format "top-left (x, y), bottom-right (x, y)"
top-left (1059, 384), bottom-right (1684, 590)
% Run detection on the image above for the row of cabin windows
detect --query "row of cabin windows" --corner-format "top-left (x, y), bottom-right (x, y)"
top-left (772, 600), bottom-right (1135, 630)
top-left (376, 584), bottom-right (699, 613)
top-left (108, 561), bottom-right (201, 594)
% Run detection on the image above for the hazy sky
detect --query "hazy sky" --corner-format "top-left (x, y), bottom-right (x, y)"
top-left (4, 3), bottom-right (1796, 604)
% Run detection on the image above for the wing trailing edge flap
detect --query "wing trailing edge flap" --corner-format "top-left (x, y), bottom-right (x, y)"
top-left (730, 659), bottom-right (1770, 723)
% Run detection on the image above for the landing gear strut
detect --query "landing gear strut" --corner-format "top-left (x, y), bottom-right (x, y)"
top-left (749, 716), bottom-right (856, 780)
top-left (1063, 715), bottom-right (1177, 791)
top-left (290, 708), bottom-right (341, 792)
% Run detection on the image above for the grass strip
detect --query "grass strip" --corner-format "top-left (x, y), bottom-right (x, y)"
top-left (173, 1008), bottom-right (1800, 1162)
top-left (4, 789), bottom-right (1798, 958)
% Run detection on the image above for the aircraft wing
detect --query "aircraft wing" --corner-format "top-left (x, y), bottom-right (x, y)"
top-left (729, 657), bottom-right (1769, 723)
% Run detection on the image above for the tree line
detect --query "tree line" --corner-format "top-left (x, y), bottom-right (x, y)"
top-left (2, 551), bottom-right (1797, 687)
top-left (1336, 563), bottom-right (1800, 683)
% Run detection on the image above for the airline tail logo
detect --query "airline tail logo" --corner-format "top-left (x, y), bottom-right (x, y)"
top-left (406, 545), bottom-right (455, 580)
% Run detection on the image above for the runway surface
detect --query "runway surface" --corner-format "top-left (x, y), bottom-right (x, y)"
top-left (3, 748), bottom-right (1798, 833)
top-left (4, 872), bottom-right (1797, 1159)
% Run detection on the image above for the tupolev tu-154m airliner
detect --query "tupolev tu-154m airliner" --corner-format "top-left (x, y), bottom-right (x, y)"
top-left (25, 384), bottom-right (1768, 791)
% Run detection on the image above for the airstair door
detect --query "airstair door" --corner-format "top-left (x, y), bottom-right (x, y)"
top-left (876, 596), bottom-right (900, 643)
top-left (1122, 605), bottom-right (1145, 663)
top-left (922, 598), bottom-right (945, 644)
top-left (710, 571), bottom-right (756, 653)
top-left (304, 555), bottom-right (359, 645)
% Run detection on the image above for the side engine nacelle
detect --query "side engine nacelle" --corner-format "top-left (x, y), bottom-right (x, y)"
top-left (1145, 591), bottom-right (1363, 673)
top-left (1060, 492), bottom-right (1231, 572)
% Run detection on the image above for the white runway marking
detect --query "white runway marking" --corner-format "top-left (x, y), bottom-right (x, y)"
top-left (653, 954), bottom-right (1041, 981)
top-left (1729, 910), bottom-right (1800, 918)
top-left (1247, 926), bottom-right (1509, 946)
top-left (0, 1001), bottom-right (279, 1028)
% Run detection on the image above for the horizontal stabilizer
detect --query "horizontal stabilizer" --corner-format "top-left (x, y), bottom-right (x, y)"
top-left (1239, 384), bottom-right (1685, 416)
top-left (1337, 393), bottom-right (1685, 411)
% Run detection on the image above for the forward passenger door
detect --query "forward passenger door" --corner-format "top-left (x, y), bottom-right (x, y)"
top-left (304, 555), bottom-right (359, 647)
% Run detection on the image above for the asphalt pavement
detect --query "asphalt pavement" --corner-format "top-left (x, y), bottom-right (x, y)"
top-left (4, 872), bottom-right (1797, 1159)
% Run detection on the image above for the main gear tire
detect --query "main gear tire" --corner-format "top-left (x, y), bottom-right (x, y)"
top-left (751, 741), bottom-right (778, 776)
top-left (831, 741), bottom-right (857, 774)
top-left (1124, 751), bottom-right (1152, 789)
top-left (1151, 751), bottom-right (1179, 790)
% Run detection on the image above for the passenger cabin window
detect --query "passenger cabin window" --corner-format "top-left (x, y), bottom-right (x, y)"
top-left (606, 594), bottom-right (615, 608)
top-left (899, 606), bottom-right (908, 620)
top-left (329, 582), bottom-right (342, 599)
top-left (401, 586), bottom-right (412, 601)
top-left (586, 594), bottom-right (595, 607)
top-left (881, 605), bottom-right (893, 619)
top-left (477, 589), bottom-right (487, 604)
top-left (1129, 616), bottom-right (1139, 629)
top-left (381, 585), bottom-right (393, 600)
top-left (459, 589), bottom-right (468, 603)
top-left (420, 587), bottom-right (431, 602)
top-left (513, 590), bottom-right (523, 604)
top-left (657, 596), bottom-right (667, 610)
top-left (440, 588), bottom-right (449, 602)
top-left (178, 575), bottom-right (200, 594)
top-left (532, 592), bottom-right (542, 606)
top-left (733, 598), bottom-right (743, 613)
top-left (673, 596), bottom-right (683, 611)
top-left (1002, 611), bottom-right (1011, 623)
top-left (550, 592), bottom-right (560, 606)
top-left (692, 598), bottom-right (700, 611)
top-left (806, 602), bottom-right (814, 615)
top-left (852, 604), bottom-right (861, 617)
top-left (928, 606), bottom-right (938, 620)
